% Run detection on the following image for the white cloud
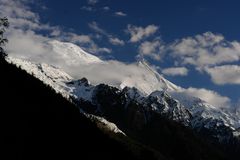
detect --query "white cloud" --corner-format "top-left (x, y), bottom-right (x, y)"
top-left (115, 11), bottom-right (127, 17)
top-left (176, 87), bottom-right (231, 108)
top-left (0, 0), bottom-right (55, 32)
top-left (5, 29), bottom-right (110, 65)
top-left (88, 21), bottom-right (106, 35)
top-left (162, 67), bottom-right (188, 76)
top-left (103, 6), bottom-right (110, 11)
top-left (109, 37), bottom-right (125, 46)
top-left (169, 32), bottom-right (240, 68)
top-left (51, 31), bottom-right (111, 54)
top-left (6, 29), bottom-right (111, 69)
top-left (0, 0), bottom-right (41, 30)
top-left (6, 29), bottom-right (53, 62)
top-left (138, 40), bottom-right (164, 60)
top-left (50, 28), bottom-right (61, 36)
top-left (60, 33), bottom-right (92, 44)
top-left (205, 65), bottom-right (240, 85)
top-left (81, 6), bottom-right (94, 12)
top-left (89, 21), bottom-right (125, 46)
top-left (1, 0), bottom-right (111, 55)
top-left (126, 24), bottom-right (159, 43)
top-left (87, 0), bottom-right (98, 5)
top-left (94, 47), bottom-right (112, 54)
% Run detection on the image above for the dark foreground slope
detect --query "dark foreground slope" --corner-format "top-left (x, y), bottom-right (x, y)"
top-left (1, 58), bottom-right (165, 160)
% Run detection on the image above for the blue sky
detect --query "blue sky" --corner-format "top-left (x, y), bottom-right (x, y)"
top-left (1, 0), bottom-right (240, 107)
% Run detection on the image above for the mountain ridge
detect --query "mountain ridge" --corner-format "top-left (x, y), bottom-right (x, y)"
top-left (6, 40), bottom-right (240, 139)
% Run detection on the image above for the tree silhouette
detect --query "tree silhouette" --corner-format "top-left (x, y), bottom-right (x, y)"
top-left (0, 17), bottom-right (9, 59)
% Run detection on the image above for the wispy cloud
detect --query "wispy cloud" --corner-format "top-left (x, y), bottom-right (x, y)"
top-left (138, 39), bottom-right (164, 60)
top-left (88, 21), bottom-right (125, 46)
top-left (126, 24), bottom-right (159, 43)
top-left (103, 6), bottom-right (110, 11)
top-left (109, 37), bottom-right (125, 46)
top-left (81, 6), bottom-right (95, 12)
top-left (115, 11), bottom-right (127, 17)
top-left (162, 67), bottom-right (188, 76)
top-left (0, 0), bottom-right (50, 31)
top-left (87, 0), bottom-right (98, 5)
top-left (88, 21), bottom-right (106, 35)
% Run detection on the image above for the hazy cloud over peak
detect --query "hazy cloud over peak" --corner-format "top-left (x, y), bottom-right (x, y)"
top-left (175, 87), bottom-right (231, 108)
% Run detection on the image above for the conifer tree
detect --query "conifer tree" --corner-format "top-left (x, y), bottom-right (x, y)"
top-left (0, 17), bottom-right (9, 59)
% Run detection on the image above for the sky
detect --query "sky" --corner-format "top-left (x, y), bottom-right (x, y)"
top-left (0, 0), bottom-right (240, 108)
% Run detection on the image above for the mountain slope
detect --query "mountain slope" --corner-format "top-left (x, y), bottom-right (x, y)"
top-left (6, 41), bottom-right (240, 159)
top-left (117, 60), bottom-right (181, 95)
top-left (8, 55), bottom-right (240, 143)
top-left (1, 58), bottom-right (166, 160)
top-left (7, 56), bottom-right (73, 98)
top-left (2, 57), bottom-right (229, 160)
top-left (49, 40), bottom-right (103, 64)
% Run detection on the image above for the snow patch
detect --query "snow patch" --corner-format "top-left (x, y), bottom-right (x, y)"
top-left (86, 114), bottom-right (126, 136)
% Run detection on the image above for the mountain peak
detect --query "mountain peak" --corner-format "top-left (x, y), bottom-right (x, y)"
top-left (134, 59), bottom-right (181, 93)
top-left (49, 40), bottom-right (103, 64)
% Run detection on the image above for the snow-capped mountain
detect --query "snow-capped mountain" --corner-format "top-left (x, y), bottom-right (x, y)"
top-left (119, 60), bottom-right (181, 95)
top-left (6, 56), bottom-right (127, 135)
top-left (49, 40), bottom-right (103, 65)
top-left (6, 56), bottom-right (73, 98)
top-left (7, 40), bottom-right (240, 144)
top-left (170, 92), bottom-right (240, 130)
